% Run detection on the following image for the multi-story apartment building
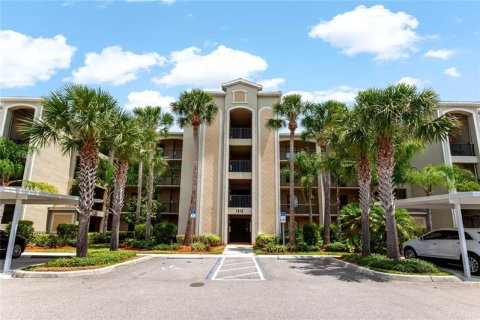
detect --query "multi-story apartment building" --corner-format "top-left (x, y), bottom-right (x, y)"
top-left (1, 80), bottom-right (479, 243)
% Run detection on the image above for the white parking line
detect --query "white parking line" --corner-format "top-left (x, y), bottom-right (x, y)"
top-left (211, 257), bottom-right (265, 281)
top-left (218, 266), bottom-right (257, 272)
top-left (221, 261), bottom-right (255, 267)
top-left (217, 272), bottom-right (260, 279)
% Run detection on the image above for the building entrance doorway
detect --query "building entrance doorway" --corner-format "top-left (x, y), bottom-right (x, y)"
top-left (228, 216), bottom-right (251, 243)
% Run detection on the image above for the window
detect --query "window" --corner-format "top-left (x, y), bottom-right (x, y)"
top-left (287, 195), bottom-right (299, 208)
top-left (233, 91), bottom-right (247, 103)
top-left (442, 231), bottom-right (473, 240)
top-left (423, 231), bottom-right (443, 240)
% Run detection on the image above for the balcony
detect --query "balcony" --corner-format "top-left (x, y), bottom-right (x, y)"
top-left (230, 128), bottom-right (252, 139)
top-left (280, 204), bottom-right (320, 214)
top-left (229, 195), bottom-right (251, 208)
top-left (163, 149), bottom-right (183, 159)
top-left (156, 175), bottom-right (181, 186)
top-left (280, 150), bottom-right (315, 161)
top-left (450, 143), bottom-right (476, 156)
top-left (280, 177), bottom-right (317, 187)
top-left (163, 203), bottom-right (179, 213)
top-left (229, 160), bottom-right (251, 172)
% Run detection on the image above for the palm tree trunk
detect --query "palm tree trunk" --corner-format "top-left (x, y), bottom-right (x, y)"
top-left (145, 164), bottom-right (154, 241)
top-left (102, 186), bottom-right (112, 234)
top-left (426, 208), bottom-right (433, 231)
top-left (288, 130), bottom-right (296, 245)
top-left (322, 169), bottom-right (331, 244)
top-left (377, 136), bottom-right (400, 259)
top-left (358, 155), bottom-right (372, 256)
top-left (76, 143), bottom-right (99, 258)
top-left (110, 159), bottom-right (128, 251)
top-left (336, 181), bottom-right (341, 224)
top-left (135, 159), bottom-right (143, 225)
top-left (308, 190), bottom-right (313, 223)
top-left (183, 125), bottom-right (199, 246)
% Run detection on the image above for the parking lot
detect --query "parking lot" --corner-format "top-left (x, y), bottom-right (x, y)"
top-left (1, 256), bottom-right (479, 320)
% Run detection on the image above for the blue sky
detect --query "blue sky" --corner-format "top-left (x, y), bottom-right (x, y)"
top-left (1, 0), bottom-right (479, 114)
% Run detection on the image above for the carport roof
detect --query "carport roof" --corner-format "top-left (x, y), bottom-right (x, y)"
top-left (0, 186), bottom-right (80, 205)
top-left (395, 191), bottom-right (480, 210)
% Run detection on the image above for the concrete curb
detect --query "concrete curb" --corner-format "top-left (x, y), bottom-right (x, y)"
top-left (333, 258), bottom-right (462, 282)
top-left (12, 256), bottom-right (153, 278)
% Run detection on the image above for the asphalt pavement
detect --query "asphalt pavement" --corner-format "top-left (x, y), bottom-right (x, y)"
top-left (1, 256), bottom-right (479, 320)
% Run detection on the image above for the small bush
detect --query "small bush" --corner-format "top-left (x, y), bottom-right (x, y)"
top-left (344, 254), bottom-right (441, 274)
top-left (295, 229), bottom-right (304, 243)
top-left (88, 232), bottom-right (110, 244)
top-left (31, 234), bottom-right (50, 247)
top-left (125, 238), bottom-right (155, 249)
top-left (324, 242), bottom-right (351, 252)
top-left (191, 242), bottom-right (210, 252)
top-left (6, 220), bottom-right (34, 242)
top-left (47, 234), bottom-right (59, 248)
top-left (56, 223), bottom-right (77, 240)
top-left (134, 224), bottom-right (152, 241)
top-left (153, 223), bottom-right (177, 244)
top-left (266, 243), bottom-right (284, 253)
top-left (152, 243), bottom-right (181, 251)
top-left (43, 251), bottom-right (135, 268)
top-left (303, 222), bottom-right (320, 246)
top-left (118, 231), bottom-right (133, 241)
top-left (255, 234), bottom-right (276, 249)
top-left (295, 241), bottom-right (320, 252)
top-left (202, 234), bottom-right (221, 246)
top-left (193, 235), bottom-right (203, 243)
top-left (176, 234), bottom-right (185, 243)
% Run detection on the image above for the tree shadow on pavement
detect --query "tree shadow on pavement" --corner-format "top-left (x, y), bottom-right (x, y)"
top-left (287, 257), bottom-right (389, 283)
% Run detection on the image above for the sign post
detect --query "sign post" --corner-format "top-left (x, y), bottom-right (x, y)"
top-left (280, 211), bottom-right (286, 248)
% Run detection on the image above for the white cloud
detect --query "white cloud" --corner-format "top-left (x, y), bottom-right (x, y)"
top-left (397, 76), bottom-right (429, 87)
top-left (153, 45), bottom-right (268, 88)
top-left (424, 49), bottom-right (456, 60)
top-left (444, 67), bottom-right (461, 78)
top-left (258, 78), bottom-right (285, 91)
top-left (0, 30), bottom-right (76, 88)
top-left (308, 5), bottom-right (420, 61)
top-left (69, 46), bottom-right (165, 85)
top-left (125, 90), bottom-right (175, 111)
top-left (285, 86), bottom-right (361, 104)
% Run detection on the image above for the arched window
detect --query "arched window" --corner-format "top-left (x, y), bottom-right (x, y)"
top-left (233, 90), bottom-right (247, 103)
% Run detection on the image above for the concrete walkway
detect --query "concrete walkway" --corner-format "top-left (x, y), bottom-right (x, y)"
top-left (222, 244), bottom-right (254, 256)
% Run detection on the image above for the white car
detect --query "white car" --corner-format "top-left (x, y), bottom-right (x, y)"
top-left (402, 228), bottom-right (480, 276)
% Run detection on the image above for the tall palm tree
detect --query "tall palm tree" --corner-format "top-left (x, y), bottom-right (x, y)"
top-left (171, 89), bottom-right (219, 246)
top-left (266, 94), bottom-right (312, 245)
top-left (336, 109), bottom-right (375, 255)
top-left (302, 100), bottom-right (347, 244)
top-left (132, 106), bottom-right (173, 241)
top-left (108, 112), bottom-right (141, 250)
top-left (22, 84), bottom-right (118, 257)
top-left (356, 83), bottom-right (459, 258)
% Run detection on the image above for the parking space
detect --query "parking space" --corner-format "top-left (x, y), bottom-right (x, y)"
top-left (0, 256), bottom-right (56, 272)
top-left (210, 257), bottom-right (264, 280)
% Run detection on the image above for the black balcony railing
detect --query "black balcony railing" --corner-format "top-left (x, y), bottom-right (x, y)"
top-left (230, 127), bottom-right (252, 139)
top-left (450, 143), bottom-right (476, 156)
top-left (280, 177), bottom-right (317, 186)
top-left (163, 203), bottom-right (179, 213)
top-left (229, 160), bottom-right (252, 172)
top-left (156, 175), bottom-right (181, 185)
top-left (229, 195), bottom-right (252, 207)
top-left (280, 204), bottom-right (319, 214)
top-left (163, 149), bottom-right (183, 159)
top-left (280, 150), bottom-right (315, 160)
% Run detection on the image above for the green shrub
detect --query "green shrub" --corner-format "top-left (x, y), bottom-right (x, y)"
top-left (266, 243), bottom-right (284, 253)
top-left (43, 251), bottom-right (135, 268)
top-left (302, 222), bottom-right (320, 246)
top-left (202, 234), bottom-right (221, 246)
top-left (295, 241), bottom-right (320, 252)
top-left (88, 232), bottom-right (110, 244)
top-left (134, 224), bottom-right (152, 241)
top-left (324, 242), bottom-right (351, 252)
top-left (153, 223), bottom-right (177, 244)
top-left (345, 234), bottom-right (362, 253)
top-left (176, 234), bottom-right (185, 243)
top-left (295, 229), bottom-right (304, 243)
top-left (125, 238), bottom-right (155, 249)
top-left (118, 231), bottom-right (133, 241)
top-left (152, 243), bottom-right (181, 251)
top-left (56, 223), bottom-right (77, 239)
top-left (191, 242), bottom-right (210, 252)
top-left (47, 234), bottom-right (59, 248)
top-left (344, 254), bottom-right (441, 274)
top-left (192, 235), bottom-right (203, 243)
top-left (6, 220), bottom-right (35, 242)
top-left (255, 234), bottom-right (276, 249)
top-left (31, 234), bottom-right (50, 247)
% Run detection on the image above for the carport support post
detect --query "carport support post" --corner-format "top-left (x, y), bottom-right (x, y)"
top-left (454, 202), bottom-right (471, 279)
top-left (3, 199), bottom-right (23, 273)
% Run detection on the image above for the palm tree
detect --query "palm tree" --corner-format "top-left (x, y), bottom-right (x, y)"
top-left (302, 100), bottom-right (347, 244)
top-left (0, 136), bottom-right (30, 186)
top-left (132, 106), bottom-right (172, 241)
top-left (145, 149), bottom-right (168, 241)
top-left (22, 84), bottom-right (118, 257)
top-left (266, 94), bottom-right (312, 245)
top-left (356, 83), bottom-right (459, 258)
top-left (335, 109), bottom-right (375, 255)
top-left (436, 164), bottom-right (480, 192)
top-left (108, 112), bottom-right (141, 250)
top-left (171, 89), bottom-right (219, 246)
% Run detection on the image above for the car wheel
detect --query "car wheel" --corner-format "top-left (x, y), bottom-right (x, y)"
top-left (12, 244), bottom-right (23, 258)
top-left (404, 247), bottom-right (417, 259)
top-left (468, 254), bottom-right (480, 276)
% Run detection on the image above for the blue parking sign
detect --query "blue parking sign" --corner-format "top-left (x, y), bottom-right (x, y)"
top-left (190, 209), bottom-right (196, 218)
top-left (280, 211), bottom-right (286, 223)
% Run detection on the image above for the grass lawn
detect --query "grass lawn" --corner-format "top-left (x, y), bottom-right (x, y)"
top-left (25, 251), bottom-right (137, 272)
top-left (341, 254), bottom-right (451, 276)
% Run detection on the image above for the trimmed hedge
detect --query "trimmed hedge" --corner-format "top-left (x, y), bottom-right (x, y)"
top-left (203, 234), bottom-right (222, 246)
top-left (255, 234), bottom-right (276, 249)
top-left (324, 242), bottom-right (351, 253)
top-left (153, 223), bottom-right (177, 244)
top-left (88, 232), bottom-right (110, 244)
top-left (303, 223), bottom-right (320, 246)
top-left (134, 224), bottom-right (152, 241)
top-left (57, 223), bottom-right (77, 239)
top-left (7, 220), bottom-right (34, 242)
top-left (191, 242), bottom-right (210, 252)
top-left (43, 251), bottom-right (136, 268)
top-left (344, 254), bottom-right (442, 274)
top-left (152, 243), bottom-right (181, 251)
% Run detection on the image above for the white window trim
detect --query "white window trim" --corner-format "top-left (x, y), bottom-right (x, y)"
top-left (232, 90), bottom-right (248, 103)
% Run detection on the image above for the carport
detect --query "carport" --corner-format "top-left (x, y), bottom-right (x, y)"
top-left (396, 191), bottom-right (480, 279)
top-left (1, 187), bottom-right (80, 273)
